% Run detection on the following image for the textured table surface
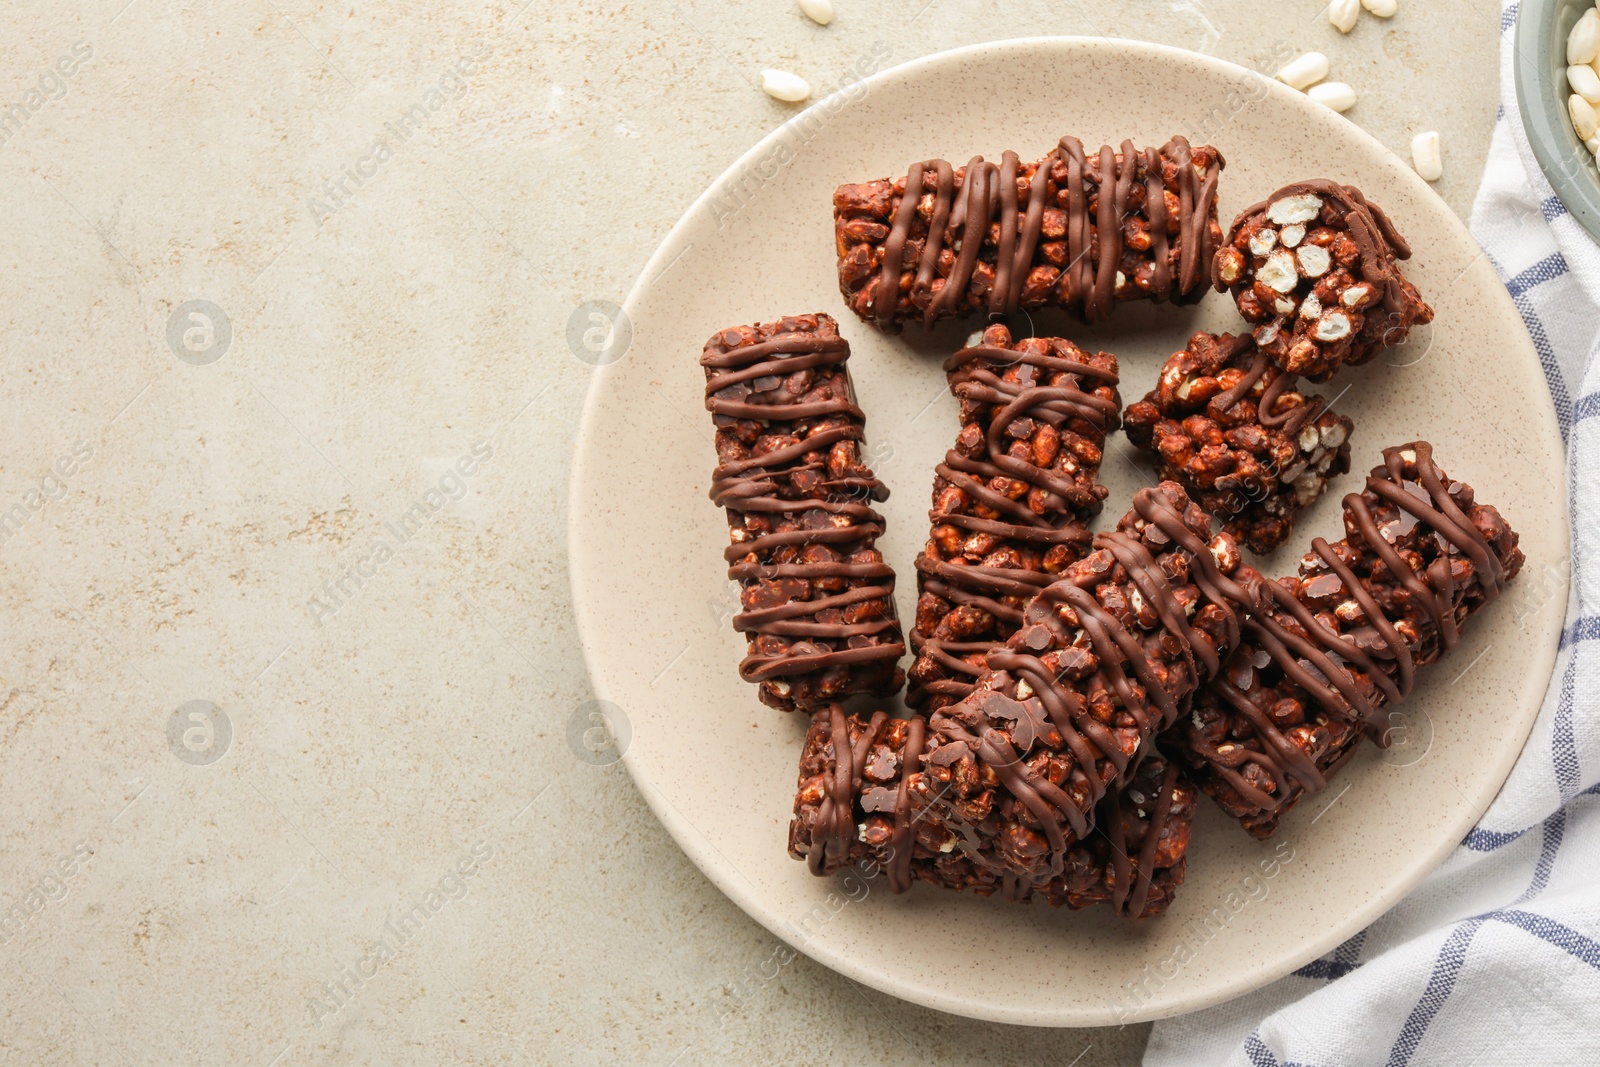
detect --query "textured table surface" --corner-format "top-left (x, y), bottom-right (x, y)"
top-left (0, 2), bottom-right (1496, 1063)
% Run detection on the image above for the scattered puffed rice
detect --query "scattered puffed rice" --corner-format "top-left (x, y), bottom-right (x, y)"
top-left (797, 0), bottom-right (833, 26)
top-left (1308, 81), bottom-right (1357, 112)
top-left (1277, 52), bottom-right (1330, 91)
top-left (760, 68), bottom-right (811, 102)
top-left (1328, 0), bottom-right (1360, 33)
top-left (1411, 131), bottom-right (1442, 182)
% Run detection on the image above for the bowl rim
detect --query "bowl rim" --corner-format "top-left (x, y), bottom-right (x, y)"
top-left (1515, 0), bottom-right (1600, 240)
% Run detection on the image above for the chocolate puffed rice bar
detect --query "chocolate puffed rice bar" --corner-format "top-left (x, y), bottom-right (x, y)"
top-left (835, 136), bottom-right (1224, 330)
top-left (702, 313), bottom-right (905, 711)
top-left (915, 482), bottom-right (1265, 899)
top-left (787, 704), bottom-right (1194, 918)
top-left (1124, 331), bottom-right (1353, 555)
top-left (908, 325), bottom-right (1121, 710)
top-left (1167, 443), bottom-right (1523, 837)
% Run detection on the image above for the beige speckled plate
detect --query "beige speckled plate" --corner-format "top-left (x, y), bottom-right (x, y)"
top-left (569, 38), bottom-right (1566, 1025)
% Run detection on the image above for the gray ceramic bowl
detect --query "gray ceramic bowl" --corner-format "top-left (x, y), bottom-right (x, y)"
top-left (1517, 0), bottom-right (1600, 238)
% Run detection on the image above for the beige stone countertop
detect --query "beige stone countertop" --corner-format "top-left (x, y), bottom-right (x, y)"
top-left (0, 1), bottom-right (1496, 1064)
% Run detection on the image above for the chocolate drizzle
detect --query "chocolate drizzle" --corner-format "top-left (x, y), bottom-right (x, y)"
top-left (922, 484), bottom-right (1265, 911)
top-left (908, 329), bottom-right (1120, 709)
top-left (1180, 442), bottom-right (1521, 826)
top-left (702, 315), bottom-right (905, 710)
top-left (1211, 345), bottom-right (1324, 436)
top-left (808, 705), bottom-right (890, 876)
top-left (841, 136), bottom-right (1224, 328)
top-left (886, 714), bottom-right (926, 893)
top-left (795, 709), bottom-right (956, 896)
top-left (1103, 758), bottom-right (1182, 919)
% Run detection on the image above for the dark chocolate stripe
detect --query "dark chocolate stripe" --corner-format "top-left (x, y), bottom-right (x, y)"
top-left (887, 716), bottom-right (927, 893)
top-left (1209, 346), bottom-right (1327, 436)
top-left (810, 707), bottom-right (888, 875)
top-left (1107, 758), bottom-right (1181, 918)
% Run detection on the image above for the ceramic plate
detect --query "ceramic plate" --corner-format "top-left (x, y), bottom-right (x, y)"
top-left (569, 37), bottom-right (1566, 1025)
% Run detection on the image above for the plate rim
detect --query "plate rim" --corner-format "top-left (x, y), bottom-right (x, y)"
top-left (569, 34), bottom-right (1568, 1026)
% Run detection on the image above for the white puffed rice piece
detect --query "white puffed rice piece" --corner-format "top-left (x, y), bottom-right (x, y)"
top-left (1268, 194), bottom-right (1322, 224)
top-left (1329, 0), bottom-right (1360, 33)
top-left (1298, 245), bottom-right (1332, 277)
top-left (1313, 311), bottom-right (1354, 342)
top-left (1249, 228), bottom-right (1279, 255)
top-left (1308, 81), bottom-right (1357, 112)
top-left (1571, 10), bottom-right (1600, 66)
top-left (1258, 249), bottom-right (1300, 292)
top-left (1361, 0), bottom-right (1397, 16)
top-left (797, 0), bottom-right (833, 26)
top-left (1572, 94), bottom-right (1599, 141)
top-left (1277, 53), bottom-right (1329, 91)
top-left (1411, 131), bottom-right (1442, 182)
top-left (760, 69), bottom-right (811, 102)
